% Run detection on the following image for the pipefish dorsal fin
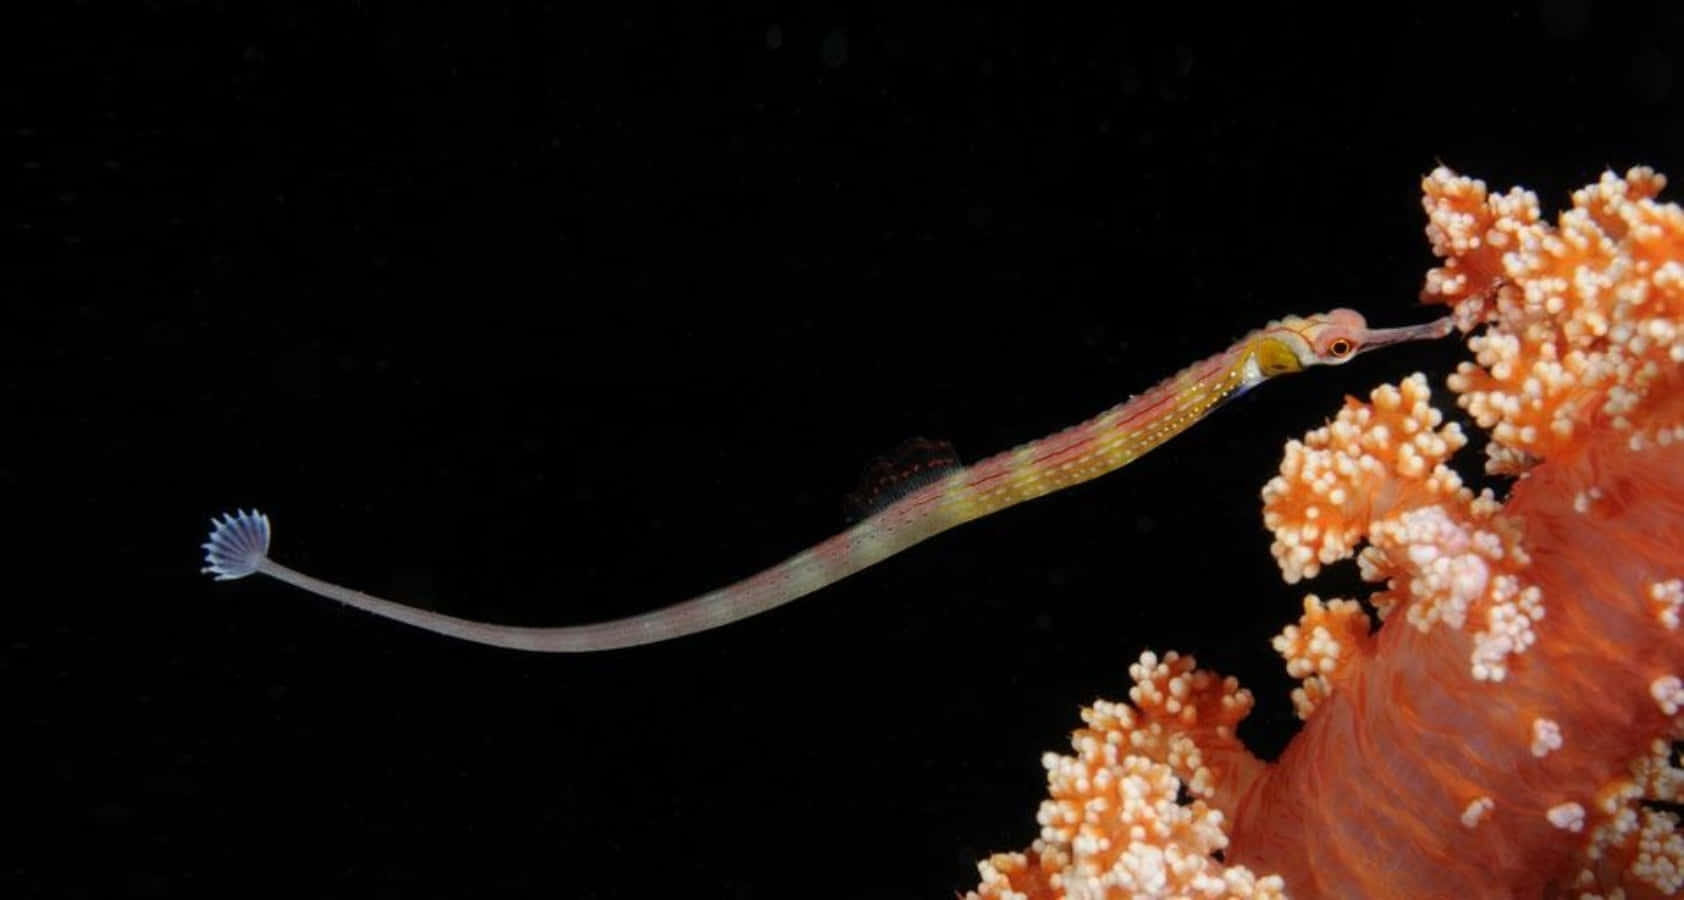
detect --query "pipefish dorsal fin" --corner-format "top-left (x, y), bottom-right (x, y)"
top-left (841, 436), bottom-right (962, 523)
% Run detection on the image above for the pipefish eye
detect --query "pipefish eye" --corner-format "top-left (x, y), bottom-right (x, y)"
top-left (1327, 338), bottom-right (1354, 358)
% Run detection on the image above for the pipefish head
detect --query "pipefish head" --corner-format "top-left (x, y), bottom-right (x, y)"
top-left (1249, 308), bottom-right (1455, 378)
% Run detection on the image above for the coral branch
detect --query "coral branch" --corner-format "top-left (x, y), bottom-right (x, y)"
top-left (965, 652), bottom-right (1278, 899)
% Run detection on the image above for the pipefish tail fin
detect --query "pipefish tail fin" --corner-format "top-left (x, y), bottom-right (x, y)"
top-left (201, 509), bottom-right (271, 580)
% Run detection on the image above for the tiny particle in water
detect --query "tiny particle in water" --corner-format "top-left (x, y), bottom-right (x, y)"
top-left (766, 24), bottom-right (782, 50)
top-left (821, 28), bottom-right (847, 69)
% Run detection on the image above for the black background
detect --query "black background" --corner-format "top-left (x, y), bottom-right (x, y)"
top-left (16, 3), bottom-right (1684, 898)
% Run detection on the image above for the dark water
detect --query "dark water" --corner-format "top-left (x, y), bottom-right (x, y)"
top-left (16, 3), bottom-right (1676, 897)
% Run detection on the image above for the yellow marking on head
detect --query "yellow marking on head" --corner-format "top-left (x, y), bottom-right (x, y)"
top-left (1255, 337), bottom-right (1304, 376)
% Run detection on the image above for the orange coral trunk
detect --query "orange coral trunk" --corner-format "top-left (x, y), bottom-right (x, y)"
top-left (1229, 430), bottom-right (1684, 897)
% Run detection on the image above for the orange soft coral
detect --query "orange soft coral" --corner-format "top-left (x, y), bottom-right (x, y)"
top-left (966, 652), bottom-right (1281, 900)
top-left (1424, 167), bottom-right (1684, 476)
top-left (969, 167), bottom-right (1684, 898)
